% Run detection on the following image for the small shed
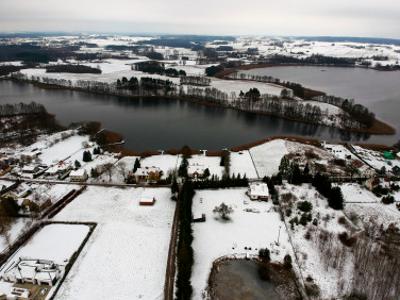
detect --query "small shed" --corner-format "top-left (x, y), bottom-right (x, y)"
top-left (139, 197), bottom-right (156, 206)
top-left (383, 151), bottom-right (395, 160)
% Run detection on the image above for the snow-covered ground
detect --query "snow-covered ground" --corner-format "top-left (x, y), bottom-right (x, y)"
top-left (209, 78), bottom-right (284, 97)
top-left (189, 154), bottom-right (224, 178)
top-left (191, 188), bottom-right (292, 298)
top-left (140, 154), bottom-right (180, 179)
top-left (339, 183), bottom-right (379, 203)
top-left (249, 139), bottom-right (288, 178)
top-left (352, 145), bottom-right (400, 171)
top-left (0, 218), bottom-right (33, 253)
top-left (36, 135), bottom-right (89, 166)
top-left (229, 151), bottom-right (258, 179)
top-left (54, 186), bottom-right (175, 300)
top-left (278, 183), bottom-right (354, 299)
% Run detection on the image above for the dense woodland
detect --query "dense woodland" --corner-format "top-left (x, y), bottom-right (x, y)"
top-left (46, 64), bottom-right (101, 74)
top-left (134, 61), bottom-right (186, 77)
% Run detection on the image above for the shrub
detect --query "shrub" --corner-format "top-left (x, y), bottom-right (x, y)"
top-left (297, 201), bottom-right (313, 213)
top-left (382, 195), bottom-right (395, 204)
top-left (283, 254), bottom-right (292, 269)
top-left (299, 213), bottom-right (312, 226)
top-left (338, 232), bottom-right (357, 247)
top-left (258, 248), bottom-right (271, 262)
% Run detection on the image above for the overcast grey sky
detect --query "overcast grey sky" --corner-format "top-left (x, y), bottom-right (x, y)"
top-left (0, 0), bottom-right (399, 38)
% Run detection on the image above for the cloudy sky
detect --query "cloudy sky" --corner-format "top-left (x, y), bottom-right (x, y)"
top-left (0, 0), bottom-right (399, 38)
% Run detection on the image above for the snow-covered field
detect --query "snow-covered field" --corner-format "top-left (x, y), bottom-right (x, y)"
top-left (339, 183), bottom-right (379, 203)
top-left (191, 188), bottom-right (292, 298)
top-left (249, 139), bottom-right (288, 177)
top-left (36, 135), bottom-right (89, 166)
top-left (210, 78), bottom-right (284, 97)
top-left (229, 150), bottom-right (258, 179)
top-left (54, 186), bottom-right (175, 300)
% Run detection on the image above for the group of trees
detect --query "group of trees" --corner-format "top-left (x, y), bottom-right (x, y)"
top-left (261, 54), bottom-right (357, 67)
top-left (0, 102), bottom-right (47, 117)
top-left (235, 90), bottom-right (324, 125)
top-left (134, 61), bottom-right (186, 77)
top-left (175, 181), bottom-right (195, 299)
top-left (278, 157), bottom-right (344, 210)
top-left (82, 150), bottom-right (92, 162)
top-left (116, 76), bottom-right (175, 94)
top-left (312, 173), bottom-right (344, 210)
top-left (191, 173), bottom-right (249, 189)
top-left (46, 64), bottom-right (101, 74)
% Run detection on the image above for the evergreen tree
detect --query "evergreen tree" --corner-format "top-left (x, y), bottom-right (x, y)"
top-left (82, 150), bottom-right (92, 162)
top-left (74, 160), bottom-right (81, 169)
top-left (133, 158), bottom-right (141, 173)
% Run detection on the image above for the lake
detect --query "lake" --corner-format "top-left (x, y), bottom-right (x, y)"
top-left (0, 78), bottom-right (397, 151)
top-left (242, 66), bottom-right (400, 145)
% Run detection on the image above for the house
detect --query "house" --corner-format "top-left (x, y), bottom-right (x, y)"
top-left (188, 163), bottom-right (206, 180)
top-left (247, 182), bottom-right (270, 201)
top-left (2, 257), bottom-right (61, 287)
top-left (22, 165), bottom-right (39, 174)
top-left (69, 169), bottom-right (88, 182)
top-left (45, 162), bottom-right (70, 177)
top-left (134, 167), bottom-right (162, 183)
top-left (365, 177), bottom-right (380, 191)
top-left (139, 197), bottom-right (156, 206)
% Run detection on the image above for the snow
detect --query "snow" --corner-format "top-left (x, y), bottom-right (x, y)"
top-left (229, 151), bottom-right (258, 179)
top-left (188, 154), bottom-right (224, 178)
top-left (339, 183), bottom-right (379, 203)
top-left (278, 183), bottom-right (353, 299)
top-left (210, 78), bottom-right (284, 97)
top-left (140, 154), bottom-right (180, 179)
top-left (249, 139), bottom-right (288, 178)
top-left (191, 188), bottom-right (292, 298)
top-left (352, 145), bottom-right (400, 172)
top-left (37, 135), bottom-right (89, 166)
top-left (0, 218), bottom-right (33, 254)
top-left (53, 186), bottom-right (175, 300)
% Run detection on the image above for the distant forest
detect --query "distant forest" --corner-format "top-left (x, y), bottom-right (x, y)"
top-left (46, 64), bottom-right (102, 74)
top-left (0, 44), bottom-right (79, 63)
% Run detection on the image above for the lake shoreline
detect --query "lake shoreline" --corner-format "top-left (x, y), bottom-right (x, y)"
top-left (7, 78), bottom-right (396, 137)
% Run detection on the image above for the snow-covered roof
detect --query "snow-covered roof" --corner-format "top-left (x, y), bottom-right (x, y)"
top-left (135, 166), bottom-right (161, 176)
top-left (70, 169), bottom-right (87, 177)
top-left (248, 182), bottom-right (269, 197)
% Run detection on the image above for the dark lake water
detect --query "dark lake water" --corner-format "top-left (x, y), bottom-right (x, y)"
top-left (0, 79), bottom-right (397, 151)
top-left (243, 66), bottom-right (400, 145)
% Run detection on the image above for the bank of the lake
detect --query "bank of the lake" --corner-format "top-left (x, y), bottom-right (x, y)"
top-left (0, 80), bottom-right (397, 151)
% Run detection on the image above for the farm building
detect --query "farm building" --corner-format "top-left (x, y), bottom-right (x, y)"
top-left (247, 182), bottom-right (270, 201)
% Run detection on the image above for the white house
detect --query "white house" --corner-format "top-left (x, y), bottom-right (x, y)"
top-left (69, 169), bottom-right (88, 182)
top-left (248, 182), bottom-right (270, 201)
